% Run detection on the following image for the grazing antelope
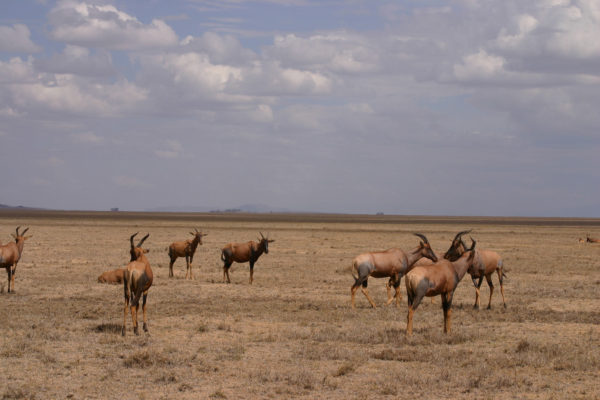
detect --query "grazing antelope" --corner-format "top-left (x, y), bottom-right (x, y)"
top-left (444, 233), bottom-right (506, 309)
top-left (168, 229), bottom-right (208, 279)
top-left (221, 232), bottom-right (274, 284)
top-left (405, 238), bottom-right (477, 336)
top-left (587, 236), bottom-right (600, 243)
top-left (0, 226), bottom-right (32, 293)
top-left (351, 233), bottom-right (437, 309)
top-left (98, 268), bottom-right (125, 284)
top-left (122, 233), bottom-right (153, 336)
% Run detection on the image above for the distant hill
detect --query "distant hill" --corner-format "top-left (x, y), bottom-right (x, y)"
top-left (147, 203), bottom-right (291, 213)
top-left (0, 203), bottom-right (40, 210)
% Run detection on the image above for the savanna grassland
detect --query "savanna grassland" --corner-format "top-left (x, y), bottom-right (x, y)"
top-left (1, 210), bottom-right (599, 399)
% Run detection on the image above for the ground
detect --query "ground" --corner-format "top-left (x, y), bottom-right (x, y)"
top-left (0, 211), bottom-right (599, 399)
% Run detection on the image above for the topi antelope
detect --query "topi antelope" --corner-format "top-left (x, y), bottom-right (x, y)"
top-left (405, 238), bottom-right (477, 336)
top-left (444, 233), bottom-right (506, 309)
top-left (98, 268), bottom-right (125, 284)
top-left (587, 236), bottom-right (600, 243)
top-left (409, 230), bottom-right (472, 304)
top-left (168, 229), bottom-right (208, 279)
top-left (0, 226), bottom-right (32, 293)
top-left (350, 233), bottom-right (437, 309)
top-left (122, 233), bottom-right (153, 336)
top-left (221, 232), bottom-right (274, 284)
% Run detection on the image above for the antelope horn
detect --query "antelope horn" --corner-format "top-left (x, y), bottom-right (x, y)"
top-left (260, 232), bottom-right (265, 239)
top-left (137, 233), bottom-right (150, 247)
top-left (413, 233), bottom-right (430, 244)
top-left (453, 230), bottom-right (472, 243)
top-left (469, 237), bottom-right (476, 251)
top-left (21, 227), bottom-right (29, 236)
top-left (16, 226), bottom-right (21, 236)
top-left (130, 232), bottom-right (139, 248)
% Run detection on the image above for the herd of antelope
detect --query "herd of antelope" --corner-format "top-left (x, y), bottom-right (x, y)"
top-left (2, 224), bottom-right (598, 338)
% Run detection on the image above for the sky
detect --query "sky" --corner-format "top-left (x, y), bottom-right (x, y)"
top-left (0, 0), bottom-right (599, 216)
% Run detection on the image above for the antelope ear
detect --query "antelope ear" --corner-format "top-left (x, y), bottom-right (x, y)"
top-left (190, 232), bottom-right (195, 236)
top-left (11, 234), bottom-right (17, 239)
top-left (269, 239), bottom-right (275, 243)
top-left (24, 235), bottom-right (33, 240)
top-left (144, 248), bottom-right (150, 253)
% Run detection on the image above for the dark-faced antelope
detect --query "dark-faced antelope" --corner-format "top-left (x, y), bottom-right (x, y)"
top-left (221, 232), bottom-right (274, 284)
top-left (405, 238), bottom-right (477, 336)
top-left (587, 236), bottom-right (600, 243)
top-left (98, 268), bottom-right (125, 284)
top-left (409, 230), bottom-right (472, 305)
top-left (168, 229), bottom-right (208, 279)
top-left (350, 233), bottom-right (437, 309)
top-left (122, 233), bottom-right (153, 336)
top-left (444, 233), bottom-right (506, 309)
top-left (0, 226), bottom-right (32, 293)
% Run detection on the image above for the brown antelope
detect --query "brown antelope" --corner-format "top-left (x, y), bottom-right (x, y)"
top-left (168, 229), bottom-right (208, 279)
top-left (221, 232), bottom-right (274, 284)
top-left (98, 268), bottom-right (125, 284)
top-left (444, 233), bottom-right (506, 309)
top-left (587, 236), bottom-right (600, 243)
top-left (405, 238), bottom-right (477, 336)
top-left (408, 230), bottom-right (472, 305)
top-left (0, 226), bottom-right (32, 293)
top-left (122, 233), bottom-right (153, 336)
top-left (350, 233), bottom-right (437, 309)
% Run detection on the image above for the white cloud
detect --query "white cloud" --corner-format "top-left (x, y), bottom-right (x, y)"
top-left (49, 0), bottom-right (178, 50)
top-left (71, 131), bottom-right (103, 144)
top-left (0, 57), bottom-right (37, 84)
top-left (35, 45), bottom-right (115, 77)
top-left (155, 140), bottom-right (183, 159)
top-left (0, 24), bottom-right (41, 53)
top-left (453, 49), bottom-right (506, 81)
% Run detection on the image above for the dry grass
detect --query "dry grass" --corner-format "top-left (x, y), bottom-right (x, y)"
top-left (0, 211), bottom-right (599, 399)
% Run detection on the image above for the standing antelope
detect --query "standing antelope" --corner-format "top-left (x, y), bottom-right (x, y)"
top-left (168, 229), bottom-right (208, 279)
top-left (409, 230), bottom-right (472, 305)
top-left (405, 238), bottom-right (477, 336)
top-left (221, 232), bottom-right (274, 284)
top-left (444, 233), bottom-right (506, 309)
top-left (587, 236), bottom-right (600, 243)
top-left (351, 233), bottom-right (437, 309)
top-left (122, 233), bottom-right (153, 336)
top-left (0, 226), bottom-right (32, 293)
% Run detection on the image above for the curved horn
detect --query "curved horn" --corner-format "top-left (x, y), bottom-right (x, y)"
top-left (15, 226), bottom-right (21, 236)
top-left (21, 227), bottom-right (29, 236)
top-left (137, 233), bottom-right (150, 247)
top-left (453, 230), bottom-right (472, 243)
top-left (260, 232), bottom-right (265, 239)
top-left (130, 232), bottom-right (139, 248)
top-left (469, 237), bottom-right (476, 251)
top-left (413, 233), bottom-right (430, 244)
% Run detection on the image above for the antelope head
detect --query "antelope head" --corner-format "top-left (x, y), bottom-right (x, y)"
top-left (413, 233), bottom-right (437, 262)
top-left (258, 232), bottom-right (275, 254)
top-left (443, 229), bottom-right (472, 261)
top-left (11, 226), bottom-right (32, 243)
top-left (129, 232), bottom-right (150, 261)
top-left (190, 228), bottom-right (208, 244)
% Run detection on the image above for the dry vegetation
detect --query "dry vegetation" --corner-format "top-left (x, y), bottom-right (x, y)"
top-left (1, 210), bottom-right (599, 399)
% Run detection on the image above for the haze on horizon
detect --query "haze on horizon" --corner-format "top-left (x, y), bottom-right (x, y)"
top-left (1, 0), bottom-right (598, 217)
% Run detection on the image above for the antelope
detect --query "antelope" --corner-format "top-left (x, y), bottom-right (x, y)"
top-left (350, 233), bottom-right (437, 309)
top-left (0, 226), bottom-right (32, 293)
top-left (122, 233), bottom-right (153, 336)
top-left (444, 233), bottom-right (506, 309)
top-left (587, 236), bottom-right (600, 243)
top-left (168, 229), bottom-right (208, 279)
top-left (221, 232), bottom-right (274, 284)
top-left (405, 238), bottom-right (477, 336)
top-left (409, 230), bottom-right (472, 305)
top-left (98, 268), bottom-right (125, 284)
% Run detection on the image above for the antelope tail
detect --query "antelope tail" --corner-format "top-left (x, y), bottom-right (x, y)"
top-left (220, 250), bottom-right (226, 262)
top-left (351, 260), bottom-right (361, 286)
